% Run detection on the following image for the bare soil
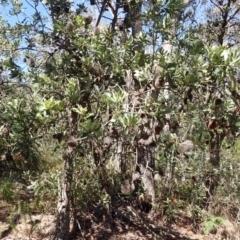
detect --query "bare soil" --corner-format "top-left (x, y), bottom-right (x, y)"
top-left (1, 204), bottom-right (239, 240)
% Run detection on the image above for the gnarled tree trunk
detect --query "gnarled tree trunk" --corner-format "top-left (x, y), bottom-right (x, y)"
top-left (56, 149), bottom-right (73, 240)
top-left (130, 1), bottom-right (156, 201)
top-left (56, 110), bottom-right (78, 240)
top-left (137, 145), bottom-right (155, 199)
top-left (205, 130), bottom-right (224, 206)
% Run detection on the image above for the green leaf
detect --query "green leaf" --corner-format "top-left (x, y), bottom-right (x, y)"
top-left (203, 216), bottom-right (224, 235)
top-left (72, 105), bottom-right (88, 116)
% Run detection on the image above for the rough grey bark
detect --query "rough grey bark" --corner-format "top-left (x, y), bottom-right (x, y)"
top-left (137, 146), bottom-right (155, 199)
top-left (205, 130), bottom-right (224, 204)
top-left (131, 1), bottom-right (142, 38)
top-left (130, 1), bottom-right (143, 51)
top-left (56, 149), bottom-right (73, 240)
top-left (127, 0), bottom-right (156, 200)
top-left (56, 110), bottom-right (78, 240)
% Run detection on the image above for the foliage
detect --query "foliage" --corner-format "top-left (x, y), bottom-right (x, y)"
top-left (203, 215), bottom-right (224, 234)
top-left (0, 0), bottom-right (240, 238)
top-left (0, 177), bottom-right (17, 202)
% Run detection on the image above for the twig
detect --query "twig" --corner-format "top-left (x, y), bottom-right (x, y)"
top-left (112, 206), bottom-right (199, 240)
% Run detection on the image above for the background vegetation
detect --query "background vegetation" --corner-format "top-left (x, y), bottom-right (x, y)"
top-left (0, 0), bottom-right (240, 239)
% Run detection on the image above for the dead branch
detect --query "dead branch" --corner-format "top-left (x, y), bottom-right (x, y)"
top-left (112, 206), bottom-right (198, 240)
